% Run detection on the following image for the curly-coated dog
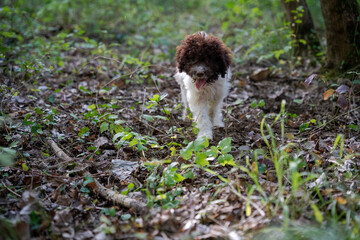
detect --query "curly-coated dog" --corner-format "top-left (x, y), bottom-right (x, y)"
top-left (175, 31), bottom-right (232, 140)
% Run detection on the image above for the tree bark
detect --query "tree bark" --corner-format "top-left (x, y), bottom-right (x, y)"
top-left (281, 0), bottom-right (321, 58)
top-left (320, 0), bottom-right (360, 70)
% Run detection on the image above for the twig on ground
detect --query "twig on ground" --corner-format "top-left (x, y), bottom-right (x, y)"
top-left (1, 180), bottom-right (21, 198)
top-left (46, 138), bottom-right (149, 213)
top-left (84, 171), bottom-right (148, 213)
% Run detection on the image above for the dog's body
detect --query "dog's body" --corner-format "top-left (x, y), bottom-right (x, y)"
top-left (175, 32), bottom-right (232, 140)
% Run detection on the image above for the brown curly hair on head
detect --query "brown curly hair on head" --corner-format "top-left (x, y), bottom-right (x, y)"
top-left (176, 32), bottom-right (233, 82)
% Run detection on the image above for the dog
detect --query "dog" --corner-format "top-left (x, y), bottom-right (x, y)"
top-left (174, 31), bottom-right (232, 140)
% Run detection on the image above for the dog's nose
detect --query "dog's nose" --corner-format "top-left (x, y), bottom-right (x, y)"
top-left (196, 72), bottom-right (205, 78)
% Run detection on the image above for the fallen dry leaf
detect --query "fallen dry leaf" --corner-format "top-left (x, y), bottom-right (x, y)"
top-left (323, 89), bottom-right (335, 100)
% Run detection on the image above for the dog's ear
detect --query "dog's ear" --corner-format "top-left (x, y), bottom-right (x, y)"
top-left (206, 35), bottom-right (232, 78)
top-left (220, 47), bottom-right (233, 77)
top-left (175, 44), bottom-right (185, 72)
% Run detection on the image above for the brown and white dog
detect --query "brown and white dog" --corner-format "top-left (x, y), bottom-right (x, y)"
top-left (175, 32), bottom-right (232, 140)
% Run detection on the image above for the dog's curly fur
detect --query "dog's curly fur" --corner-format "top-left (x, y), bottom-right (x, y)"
top-left (176, 32), bottom-right (232, 83)
top-left (175, 32), bottom-right (233, 140)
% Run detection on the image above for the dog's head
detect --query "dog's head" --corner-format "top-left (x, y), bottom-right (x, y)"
top-left (176, 31), bottom-right (232, 90)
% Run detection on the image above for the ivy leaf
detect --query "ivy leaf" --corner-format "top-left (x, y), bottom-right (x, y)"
top-left (218, 137), bottom-right (232, 154)
top-left (184, 170), bottom-right (195, 179)
top-left (180, 141), bottom-right (194, 160)
top-left (206, 146), bottom-right (219, 158)
top-left (218, 154), bottom-right (235, 166)
top-left (195, 152), bottom-right (209, 166)
top-left (164, 162), bottom-right (182, 187)
top-left (193, 137), bottom-right (209, 151)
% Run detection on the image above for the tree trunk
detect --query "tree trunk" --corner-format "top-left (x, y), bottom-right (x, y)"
top-left (281, 0), bottom-right (321, 58)
top-left (320, 0), bottom-right (360, 70)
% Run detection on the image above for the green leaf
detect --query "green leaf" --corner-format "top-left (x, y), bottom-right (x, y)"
top-left (246, 200), bottom-right (251, 216)
top-left (333, 134), bottom-right (343, 150)
top-left (184, 170), bottom-right (195, 179)
top-left (155, 115), bottom-right (169, 120)
top-left (88, 104), bottom-right (96, 110)
top-left (80, 186), bottom-right (90, 193)
top-left (149, 94), bottom-right (160, 102)
top-left (79, 86), bottom-right (93, 95)
top-left (174, 173), bottom-right (185, 182)
top-left (218, 137), bottom-right (232, 154)
top-left (233, 5), bottom-right (241, 14)
top-left (170, 146), bottom-right (176, 156)
top-left (180, 141), bottom-right (194, 160)
top-left (113, 132), bottom-right (125, 143)
top-left (121, 133), bottom-right (132, 141)
top-left (22, 163), bottom-right (29, 171)
top-left (293, 99), bottom-right (303, 104)
top-left (102, 207), bottom-right (116, 217)
top-left (251, 100), bottom-right (258, 108)
top-left (258, 99), bottom-right (265, 108)
top-left (46, 94), bottom-right (55, 104)
top-left (299, 122), bottom-right (309, 133)
top-left (258, 163), bottom-right (266, 174)
top-left (164, 162), bottom-right (179, 187)
top-left (78, 127), bottom-right (90, 137)
top-left (311, 204), bottom-right (323, 223)
top-left (121, 213), bottom-right (132, 221)
top-left (348, 124), bottom-right (359, 132)
top-left (193, 137), bottom-right (209, 151)
top-left (137, 143), bottom-right (147, 151)
top-left (0, 147), bottom-right (15, 166)
top-left (100, 122), bottom-right (109, 133)
top-left (218, 154), bottom-right (235, 166)
top-left (107, 114), bottom-right (118, 120)
top-left (206, 146), bottom-right (219, 158)
top-left (83, 174), bottom-right (94, 186)
top-left (142, 114), bottom-right (154, 122)
top-left (129, 138), bottom-right (138, 147)
top-left (221, 21), bottom-right (229, 31)
top-left (121, 182), bottom-right (135, 195)
top-left (195, 152), bottom-right (209, 166)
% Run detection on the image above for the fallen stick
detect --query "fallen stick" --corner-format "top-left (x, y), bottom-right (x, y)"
top-left (46, 138), bottom-right (148, 213)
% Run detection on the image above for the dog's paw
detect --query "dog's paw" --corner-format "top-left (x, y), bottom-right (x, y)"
top-left (197, 131), bottom-right (213, 141)
top-left (213, 119), bottom-right (224, 128)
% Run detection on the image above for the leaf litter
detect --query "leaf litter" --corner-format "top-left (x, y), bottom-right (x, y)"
top-left (1, 48), bottom-right (360, 239)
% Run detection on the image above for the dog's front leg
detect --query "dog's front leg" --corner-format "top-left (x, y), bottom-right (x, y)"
top-left (191, 103), bottom-right (213, 140)
top-left (210, 100), bottom-right (225, 127)
top-left (180, 84), bottom-right (189, 120)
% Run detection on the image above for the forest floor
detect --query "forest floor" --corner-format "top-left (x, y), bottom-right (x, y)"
top-left (1, 47), bottom-right (360, 239)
